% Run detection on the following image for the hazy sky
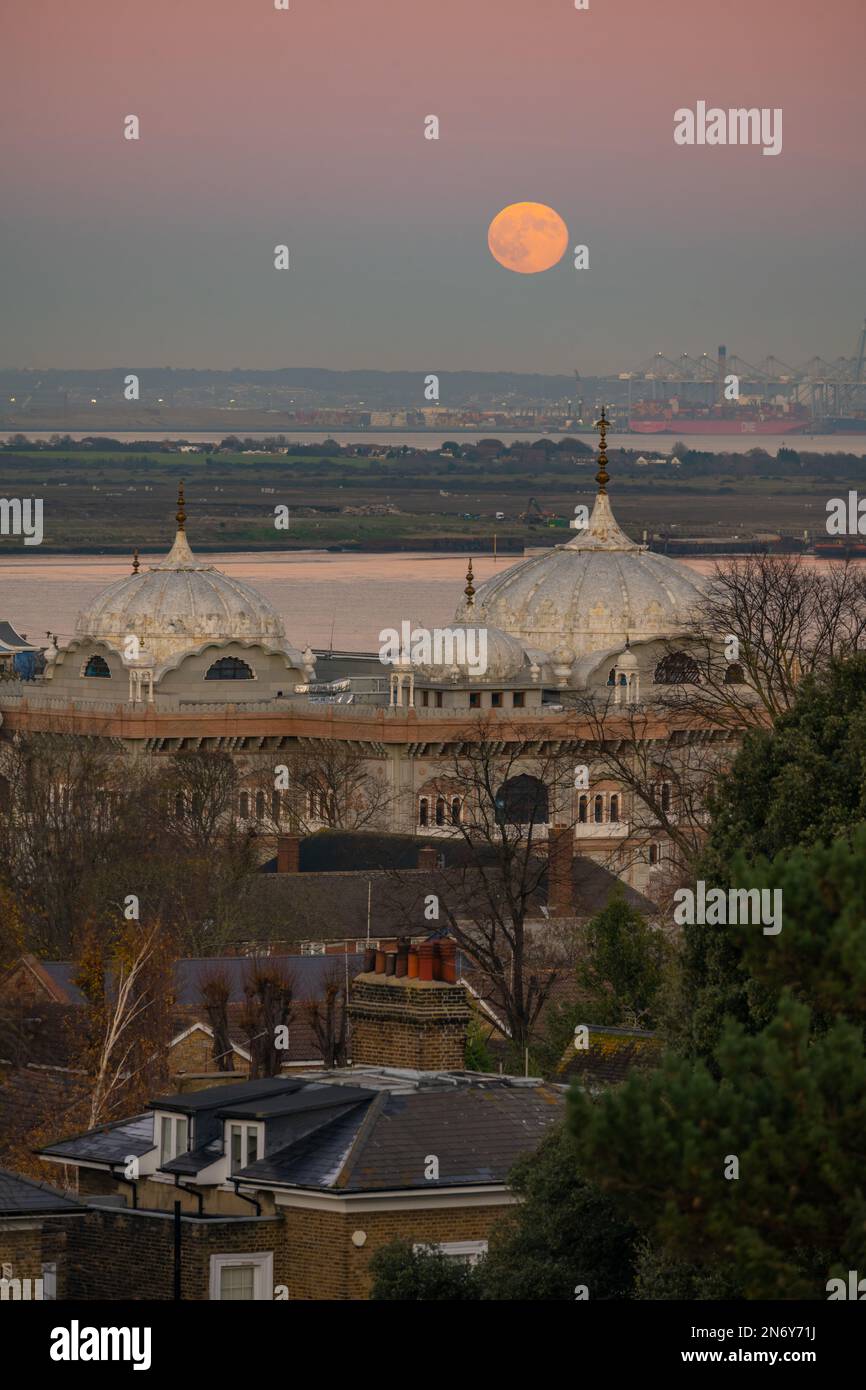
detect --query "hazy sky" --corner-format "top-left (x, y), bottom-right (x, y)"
top-left (2, 0), bottom-right (864, 373)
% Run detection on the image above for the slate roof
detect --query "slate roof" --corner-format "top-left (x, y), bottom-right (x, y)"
top-left (243, 848), bottom-right (656, 947)
top-left (555, 1025), bottom-right (665, 1089)
top-left (40, 1113), bottom-right (155, 1166)
top-left (38, 1070), bottom-right (565, 1196)
top-left (0, 1167), bottom-right (85, 1218)
top-left (235, 1075), bottom-right (566, 1193)
top-left (16, 955), bottom-right (363, 1010)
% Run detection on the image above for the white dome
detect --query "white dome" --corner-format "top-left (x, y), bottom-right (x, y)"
top-left (456, 491), bottom-right (707, 657)
top-left (415, 620), bottom-right (530, 682)
top-left (75, 528), bottom-right (293, 665)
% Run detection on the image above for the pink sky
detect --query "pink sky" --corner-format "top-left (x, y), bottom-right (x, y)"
top-left (2, 0), bottom-right (864, 369)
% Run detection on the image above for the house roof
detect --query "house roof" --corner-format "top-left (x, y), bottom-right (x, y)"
top-left (242, 848), bottom-right (656, 947)
top-left (0, 1167), bottom-right (85, 1218)
top-left (236, 1072), bottom-right (566, 1193)
top-left (39, 1070), bottom-right (565, 1196)
top-left (40, 1113), bottom-right (155, 1166)
top-left (4, 954), bottom-right (364, 1011)
top-left (555, 1024), bottom-right (665, 1089)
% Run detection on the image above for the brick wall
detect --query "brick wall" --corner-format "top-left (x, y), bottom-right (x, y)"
top-left (349, 975), bottom-right (471, 1070)
top-left (67, 1207), bottom-right (284, 1301)
top-left (0, 1220), bottom-right (74, 1297)
top-left (60, 1196), bottom-right (511, 1300)
top-left (168, 1028), bottom-right (249, 1078)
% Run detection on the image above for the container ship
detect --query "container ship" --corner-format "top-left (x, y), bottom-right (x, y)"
top-left (629, 399), bottom-right (812, 435)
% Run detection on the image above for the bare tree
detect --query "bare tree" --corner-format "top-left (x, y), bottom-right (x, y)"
top-left (238, 959), bottom-right (296, 1078)
top-left (71, 918), bottom-right (175, 1128)
top-left (247, 741), bottom-right (392, 835)
top-left (304, 965), bottom-right (349, 1068)
top-left (390, 719), bottom-right (579, 1048)
top-left (671, 554), bottom-right (866, 727)
top-left (199, 969), bottom-right (235, 1073)
top-left (566, 691), bottom-right (733, 876)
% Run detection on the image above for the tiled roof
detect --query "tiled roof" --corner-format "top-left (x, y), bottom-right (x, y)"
top-left (555, 1025), bottom-right (664, 1089)
top-left (0, 1167), bottom-right (85, 1217)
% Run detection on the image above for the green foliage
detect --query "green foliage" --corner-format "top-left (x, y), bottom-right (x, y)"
top-left (368, 1127), bottom-right (636, 1301)
top-left (478, 1126), bottom-right (637, 1300)
top-left (463, 1016), bottom-right (495, 1072)
top-left (570, 990), bottom-right (866, 1298)
top-left (633, 1240), bottom-right (743, 1300)
top-left (672, 654), bottom-right (866, 1059)
top-left (369, 1240), bottom-right (479, 1300)
top-left (530, 998), bottom-right (584, 1079)
top-left (577, 888), bottom-right (668, 1029)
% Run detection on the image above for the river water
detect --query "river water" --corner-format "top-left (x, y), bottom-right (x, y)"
top-left (0, 549), bottom-right (851, 653)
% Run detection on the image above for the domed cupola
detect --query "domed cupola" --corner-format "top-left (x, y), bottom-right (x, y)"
top-left (455, 411), bottom-right (707, 657)
top-left (72, 483), bottom-right (301, 667)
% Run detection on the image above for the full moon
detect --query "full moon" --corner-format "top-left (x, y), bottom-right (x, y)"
top-left (487, 202), bottom-right (569, 274)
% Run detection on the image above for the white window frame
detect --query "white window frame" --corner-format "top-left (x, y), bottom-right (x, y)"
top-left (209, 1251), bottom-right (273, 1301)
top-left (413, 1239), bottom-right (488, 1267)
top-left (157, 1112), bottom-right (190, 1166)
top-left (226, 1120), bottom-right (263, 1175)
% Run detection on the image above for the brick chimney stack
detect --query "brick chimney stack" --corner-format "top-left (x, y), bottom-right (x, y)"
top-left (349, 939), bottom-right (470, 1070)
top-left (547, 825), bottom-right (574, 917)
top-left (276, 833), bottom-right (301, 874)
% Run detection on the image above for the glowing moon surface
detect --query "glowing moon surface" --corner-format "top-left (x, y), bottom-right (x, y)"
top-left (487, 202), bottom-right (569, 274)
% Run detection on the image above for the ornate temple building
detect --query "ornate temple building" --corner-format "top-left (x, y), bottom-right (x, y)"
top-left (0, 417), bottom-right (732, 896)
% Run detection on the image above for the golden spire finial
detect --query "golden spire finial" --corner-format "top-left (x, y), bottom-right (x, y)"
top-left (594, 407), bottom-right (609, 495)
top-left (176, 480), bottom-right (186, 533)
top-left (464, 557), bottom-right (475, 606)
top-left (132, 548), bottom-right (140, 574)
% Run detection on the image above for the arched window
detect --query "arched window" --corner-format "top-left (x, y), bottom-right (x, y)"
top-left (494, 774), bottom-right (549, 826)
top-left (418, 797), bottom-right (429, 827)
top-left (648, 842), bottom-right (659, 866)
top-left (725, 662), bottom-right (745, 684)
top-left (239, 791), bottom-right (250, 819)
top-left (660, 782), bottom-right (672, 813)
top-left (609, 794), bottom-right (619, 823)
top-left (654, 651), bottom-right (700, 685)
top-left (272, 790), bottom-right (281, 822)
top-left (450, 797), bottom-right (461, 826)
top-left (255, 790), bottom-right (265, 820)
top-left (205, 657), bottom-right (254, 681)
top-left (607, 668), bottom-right (616, 686)
top-left (619, 673), bottom-right (628, 687)
top-left (435, 797), bottom-right (446, 827)
top-left (84, 655), bottom-right (110, 678)
top-left (593, 794), bottom-right (604, 824)
top-left (578, 794), bottom-right (588, 824)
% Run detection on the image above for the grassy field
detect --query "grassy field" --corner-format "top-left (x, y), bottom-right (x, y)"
top-left (0, 444), bottom-right (858, 552)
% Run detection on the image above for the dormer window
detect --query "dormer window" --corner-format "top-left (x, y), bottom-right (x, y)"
top-left (228, 1122), bottom-right (263, 1175)
top-left (157, 1113), bottom-right (189, 1165)
top-left (83, 655), bottom-right (111, 678)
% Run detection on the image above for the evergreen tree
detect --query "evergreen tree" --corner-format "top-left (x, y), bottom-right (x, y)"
top-left (671, 653), bottom-right (866, 1059)
top-left (570, 829), bottom-right (866, 1298)
top-left (577, 887), bottom-right (668, 1029)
